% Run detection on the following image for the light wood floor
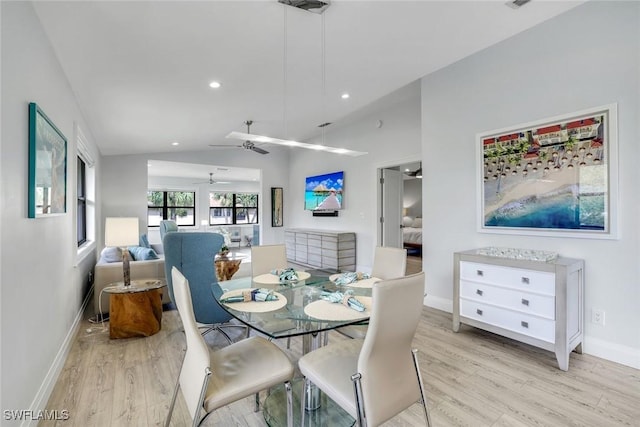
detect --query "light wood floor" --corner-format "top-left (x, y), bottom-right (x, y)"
top-left (41, 263), bottom-right (639, 426)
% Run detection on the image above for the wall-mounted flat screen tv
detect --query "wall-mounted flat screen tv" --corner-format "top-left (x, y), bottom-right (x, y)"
top-left (304, 171), bottom-right (344, 211)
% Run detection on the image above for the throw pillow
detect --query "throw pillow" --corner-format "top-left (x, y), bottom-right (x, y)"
top-left (411, 217), bottom-right (423, 228)
top-left (128, 246), bottom-right (159, 261)
top-left (100, 246), bottom-right (123, 263)
top-left (402, 216), bottom-right (414, 227)
top-left (139, 233), bottom-right (150, 248)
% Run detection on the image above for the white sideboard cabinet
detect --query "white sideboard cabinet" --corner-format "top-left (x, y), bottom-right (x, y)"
top-left (285, 228), bottom-right (356, 272)
top-left (453, 249), bottom-right (584, 371)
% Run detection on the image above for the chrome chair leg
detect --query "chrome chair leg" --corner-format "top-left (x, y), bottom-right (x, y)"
top-left (411, 348), bottom-right (432, 427)
top-left (285, 381), bottom-right (293, 427)
top-left (164, 348), bottom-right (186, 427)
top-left (351, 373), bottom-right (367, 427)
top-left (300, 377), bottom-right (308, 426)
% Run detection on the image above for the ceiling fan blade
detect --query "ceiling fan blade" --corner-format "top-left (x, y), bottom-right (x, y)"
top-left (250, 146), bottom-right (269, 155)
top-left (226, 131), bottom-right (367, 157)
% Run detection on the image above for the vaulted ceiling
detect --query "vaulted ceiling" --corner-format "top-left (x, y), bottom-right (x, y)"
top-left (33, 1), bottom-right (583, 157)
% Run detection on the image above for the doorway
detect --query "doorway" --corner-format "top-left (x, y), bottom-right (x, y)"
top-left (377, 158), bottom-right (422, 254)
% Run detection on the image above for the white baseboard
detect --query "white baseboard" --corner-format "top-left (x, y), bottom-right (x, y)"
top-left (584, 336), bottom-right (640, 369)
top-left (424, 295), bottom-right (452, 313)
top-left (23, 286), bottom-right (93, 427)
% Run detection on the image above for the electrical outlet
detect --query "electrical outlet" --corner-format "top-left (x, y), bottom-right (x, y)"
top-left (592, 309), bottom-right (605, 326)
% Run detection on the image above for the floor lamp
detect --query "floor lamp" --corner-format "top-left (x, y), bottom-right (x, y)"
top-left (104, 217), bottom-right (139, 287)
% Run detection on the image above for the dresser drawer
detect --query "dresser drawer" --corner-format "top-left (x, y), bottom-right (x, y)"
top-left (460, 280), bottom-right (555, 320)
top-left (460, 299), bottom-right (555, 343)
top-left (460, 261), bottom-right (555, 295)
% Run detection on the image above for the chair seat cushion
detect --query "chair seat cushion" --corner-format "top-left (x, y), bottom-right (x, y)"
top-left (298, 338), bottom-right (364, 419)
top-left (204, 336), bottom-right (294, 411)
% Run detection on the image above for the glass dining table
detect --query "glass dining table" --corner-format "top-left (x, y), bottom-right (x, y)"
top-left (214, 272), bottom-right (374, 427)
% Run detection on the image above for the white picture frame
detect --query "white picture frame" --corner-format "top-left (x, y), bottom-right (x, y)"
top-left (477, 103), bottom-right (618, 239)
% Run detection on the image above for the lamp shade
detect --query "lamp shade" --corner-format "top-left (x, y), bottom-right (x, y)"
top-left (105, 217), bottom-right (139, 247)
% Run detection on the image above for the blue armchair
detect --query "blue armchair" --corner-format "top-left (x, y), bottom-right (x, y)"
top-left (159, 220), bottom-right (179, 242)
top-left (162, 231), bottom-right (244, 342)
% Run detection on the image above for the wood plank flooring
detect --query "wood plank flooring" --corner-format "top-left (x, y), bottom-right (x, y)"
top-left (41, 270), bottom-right (639, 426)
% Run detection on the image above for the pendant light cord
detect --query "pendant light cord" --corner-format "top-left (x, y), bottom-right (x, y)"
top-left (283, 6), bottom-right (288, 139)
top-left (321, 12), bottom-right (326, 146)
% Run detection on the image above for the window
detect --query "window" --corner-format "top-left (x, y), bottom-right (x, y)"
top-left (77, 156), bottom-right (87, 246)
top-left (148, 191), bottom-right (196, 226)
top-left (209, 192), bottom-right (258, 225)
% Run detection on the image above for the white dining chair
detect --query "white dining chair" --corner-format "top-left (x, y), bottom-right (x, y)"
top-left (299, 272), bottom-right (431, 427)
top-left (371, 246), bottom-right (407, 280)
top-left (166, 267), bottom-right (294, 427)
top-left (251, 244), bottom-right (288, 277)
top-left (337, 246), bottom-right (408, 339)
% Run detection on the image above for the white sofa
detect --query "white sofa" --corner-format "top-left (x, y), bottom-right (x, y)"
top-left (93, 244), bottom-right (171, 315)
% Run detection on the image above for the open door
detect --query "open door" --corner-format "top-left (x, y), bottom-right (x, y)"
top-left (380, 168), bottom-right (403, 248)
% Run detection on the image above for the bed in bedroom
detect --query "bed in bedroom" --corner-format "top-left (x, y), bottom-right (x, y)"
top-left (402, 217), bottom-right (422, 256)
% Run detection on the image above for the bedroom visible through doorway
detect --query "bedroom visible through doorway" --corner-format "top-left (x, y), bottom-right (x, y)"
top-left (378, 160), bottom-right (423, 258)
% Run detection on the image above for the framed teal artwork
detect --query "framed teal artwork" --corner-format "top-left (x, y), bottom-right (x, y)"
top-left (28, 102), bottom-right (67, 218)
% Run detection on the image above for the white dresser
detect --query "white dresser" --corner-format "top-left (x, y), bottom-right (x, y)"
top-left (285, 228), bottom-right (356, 272)
top-left (453, 249), bottom-right (584, 371)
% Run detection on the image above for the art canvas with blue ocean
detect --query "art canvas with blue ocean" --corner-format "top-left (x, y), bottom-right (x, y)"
top-left (305, 171), bottom-right (344, 210)
top-left (481, 109), bottom-right (610, 232)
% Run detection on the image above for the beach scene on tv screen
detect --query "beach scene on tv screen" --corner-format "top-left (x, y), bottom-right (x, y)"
top-left (305, 171), bottom-right (343, 210)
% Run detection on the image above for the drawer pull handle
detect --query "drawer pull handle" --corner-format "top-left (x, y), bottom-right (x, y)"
top-left (476, 270), bottom-right (484, 277)
top-left (476, 289), bottom-right (484, 296)
top-left (521, 298), bottom-right (529, 306)
top-left (521, 321), bottom-right (529, 328)
top-left (476, 309), bottom-right (483, 316)
top-left (521, 277), bottom-right (530, 284)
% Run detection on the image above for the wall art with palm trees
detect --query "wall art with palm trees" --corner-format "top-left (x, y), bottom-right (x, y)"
top-left (477, 104), bottom-right (618, 239)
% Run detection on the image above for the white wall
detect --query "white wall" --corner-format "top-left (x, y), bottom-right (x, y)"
top-left (421, 1), bottom-right (639, 367)
top-left (286, 82), bottom-right (422, 272)
top-left (101, 148), bottom-right (290, 249)
top-left (1, 2), bottom-right (101, 420)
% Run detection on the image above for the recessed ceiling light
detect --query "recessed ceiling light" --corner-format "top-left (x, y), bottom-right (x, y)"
top-left (171, 141), bottom-right (179, 146)
top-left (209, 81), bottom-right (221, 89)
top-left (341, 93), bottom-right (350, 99)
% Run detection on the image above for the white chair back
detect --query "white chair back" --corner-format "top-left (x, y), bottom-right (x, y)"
top-left (251, 244), bottom-right (287, 277)
top-left (357, 272), bottom-right (425, 425)
top-left (371, 246), bottom-right (407, 280)
top-left (171, 267), bottom-right (211, 421)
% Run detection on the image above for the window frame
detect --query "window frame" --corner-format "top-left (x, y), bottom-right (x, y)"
top-left (147, 190), bottom-right (197, 227)
top-left (208, 192), bottom-right (259, 225)
top-left (77, 156), bottom-right (87, 246)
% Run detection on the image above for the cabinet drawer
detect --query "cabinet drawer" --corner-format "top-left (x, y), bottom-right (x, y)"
top-left (307, 254), bottom-right (322, 267)
top-left (308, 236), bottom-right (322, 248)
top-left (295, 234), bottom-right (308, 244)
top-left (322, 256), bottom-right (338, 268)
top-left (460, 299), bottom-right (555, 343)
top-left (308, 245), bottom-right (322, 255)
top-left (460, 280), bottom-right (555, 320)
top-left (460, 261), bottom-right (555, 295)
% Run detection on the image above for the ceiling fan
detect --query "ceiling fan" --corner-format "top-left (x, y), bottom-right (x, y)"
top-left (405, 162), bottom-right (422, 178)
top-left (224, 120), bottom-right (368, 157)
top-left (193, 172), bottom-right (230, 185)
top-left (209, 121), bottom-right (269, 155)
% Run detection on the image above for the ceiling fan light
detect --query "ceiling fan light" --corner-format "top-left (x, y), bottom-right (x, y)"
top-left (254, 136), bottom-right (273, 143)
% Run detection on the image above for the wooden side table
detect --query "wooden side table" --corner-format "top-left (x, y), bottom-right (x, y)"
top-left (103, 279), bottom-right (166, 339)
top-left (215, 252), bottom-right (247, 281)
